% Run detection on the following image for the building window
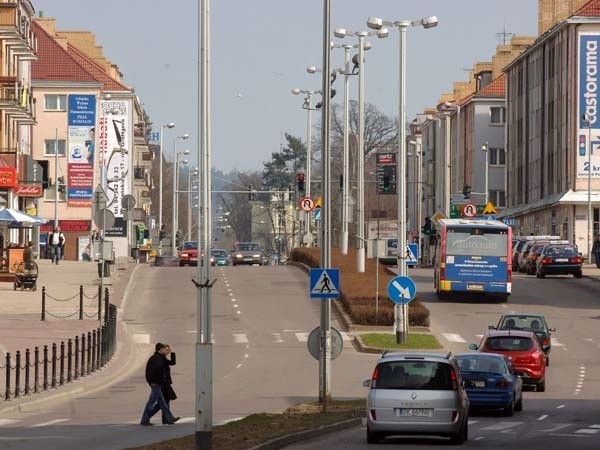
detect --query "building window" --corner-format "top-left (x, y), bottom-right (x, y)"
top-left (44, 139), bottom-right (66, 156)
top-left (44, 94), bottom-right (67, 111)
top-left (489, 190), bottom-right (506, 208)
top-left (489, 148), bottom-right (506, 166)
top-left (43, 183), bottom-right (66, 202)
top-left (490, 107), bottom-right (506, 125)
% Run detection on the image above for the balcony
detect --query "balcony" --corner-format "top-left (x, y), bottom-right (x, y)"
top-left (0, 76), bottom-right (35, 123)
top-left (0, 1), bottom-right (36, 59)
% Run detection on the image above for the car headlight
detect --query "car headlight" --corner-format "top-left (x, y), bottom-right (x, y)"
top-left (235, 253), bottom-right (243, 258)
top-left (253, 254), bottom-right (261, 258)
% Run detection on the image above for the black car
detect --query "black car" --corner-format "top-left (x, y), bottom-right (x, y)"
top-left (536, 244), bottom-right (583, 279)
top-left (490, 313), bottom-right (555, 366)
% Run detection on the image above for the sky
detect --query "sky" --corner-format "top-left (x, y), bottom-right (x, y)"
top-left (32, 0), bottom-right (538, 173)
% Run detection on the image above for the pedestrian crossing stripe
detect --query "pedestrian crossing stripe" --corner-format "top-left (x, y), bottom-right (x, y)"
top-left (309, 268), bottom-right (340, 298)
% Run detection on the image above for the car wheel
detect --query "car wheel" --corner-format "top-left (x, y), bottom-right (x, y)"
top-left (574, 270), bottom-right (583, 279)
top-left (515, 393), bottom-right (523, 412)
top-left (179, 262), bottom-right (184, 267)
top-left (503, 396), bottom-right (515, 417)
top-left (366, 427), bottom-right (383, 444)
top-left (449, 419), bottom-right (468, 445)
top-left (537, 378), bottom-right (546, 392)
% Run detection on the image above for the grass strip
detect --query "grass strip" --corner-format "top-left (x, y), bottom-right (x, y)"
top-left (361, 333), bottom-right (442, 350)
top-left (126, 400), bottom-right (364, 450)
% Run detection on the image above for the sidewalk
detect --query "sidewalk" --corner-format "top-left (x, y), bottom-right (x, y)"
top-left (582, 263), bottom-right (600, 281)
top-left (0, 259), bottom-right (127, 357)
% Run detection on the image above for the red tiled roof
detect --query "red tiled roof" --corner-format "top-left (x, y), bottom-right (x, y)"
top-left (477, 74), bottom-right (506, 97)
top-left (66, 43), bottom-right (129, 92)
top-left (574, 0), bottom-right (600, 17)
top-left (31, 21), bottom-right (97, 83)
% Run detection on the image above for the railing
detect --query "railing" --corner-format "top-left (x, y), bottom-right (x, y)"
top-left (1, 303), bottom-right (117, 401)
top-left (0, 78), bottom-right (35, 117)
top-left (41, 285), bottom-right (108, 321)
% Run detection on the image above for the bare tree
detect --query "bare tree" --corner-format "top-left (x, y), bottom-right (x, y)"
top-left (218, 171), bottom-right (263, 242)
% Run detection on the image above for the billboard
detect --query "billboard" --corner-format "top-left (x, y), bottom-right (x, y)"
top-left (97, 99), bottom-right (132, 220)
top-left (68, 94), bottom-right (96, 206)
top-left (578, 32), bottom-right (600, 179)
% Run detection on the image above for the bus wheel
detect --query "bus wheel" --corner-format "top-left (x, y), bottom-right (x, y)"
top-left (500, 294), bottom-right (508, 303)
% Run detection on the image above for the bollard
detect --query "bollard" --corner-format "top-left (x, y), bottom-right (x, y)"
top-left (5, 352), bottom-right (10, 400)
top-left (25, 349), bottom-right (30, 396)
top-left (43, 345), bottom-right (48, 391)
top-left (34, 347), bottom-right (39, 394)
top-left (96, 328), bottom-right (101, 368)
top-left (51, 343), bottom-right (57, 388)
top-left (102, 325), bottom-right (107, 366)
top-left (15, 350), bottom-right (21, 398)
top-left (81, 334), bottom-right (86, 377)
top-left (86, 332), bottom-right (91, 375)
top-left (79, 285), bottom-right (83, 320)
top-left (59, 341), bottom-right (65, 386)
top-left (104, 288), bottom-right (109, 324)
top-left (74, 336), bottom-right (79, 380)
top-left (97, 285), bottom-right (102, 321)
top-left (41, 286), bottom-right (46, 321)
top-left (91, 330), bottom-right (96, 373)
top-left (68, 339), bottom-right (73, 382)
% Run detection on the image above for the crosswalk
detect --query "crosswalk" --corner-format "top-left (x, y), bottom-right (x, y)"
top-left (440, 332), bottom-right (566, 347)
top-left (206, 330), bottom-right (353, 345)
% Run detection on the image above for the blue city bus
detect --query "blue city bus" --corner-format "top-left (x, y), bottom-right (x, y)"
top-left (434, 219), bottom-right (512, 302)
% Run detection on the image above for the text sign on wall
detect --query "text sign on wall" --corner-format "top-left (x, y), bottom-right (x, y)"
top-left (578, 33), bottom-right (600, 178)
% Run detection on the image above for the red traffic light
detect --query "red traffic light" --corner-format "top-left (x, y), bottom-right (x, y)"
top-left (297, 173), bottom-right (305, 181)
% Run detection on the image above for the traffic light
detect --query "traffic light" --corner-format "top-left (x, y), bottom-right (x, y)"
top-left (422, 217), bottom-right (433, 235)
top-left (57, 176), bottom-right (65, 193)
top-left (339, 175), bottom-right (343, 192)
top-left (462, 184), bottom-right (472, 199)
top-left (382, 174), bottom-right (391, 193)
top-left (297, 173), bottom-right (305, 193)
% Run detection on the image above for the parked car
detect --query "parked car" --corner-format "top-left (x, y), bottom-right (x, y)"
top-left (231, 242), bottom-right (264, 266)
top-left (455, 353), bottom-right (523, 416)
top-left (469, 330), bottom-right (546, 392)
top-left (517, 241), bottom-right (537, 273)
top-left (211, 249), bottom-right (230, 266)
top-left (490, 313), bottom-right (555, 366)
top-left (178, 241), bottom-right (199, 267)
top-left (524, 242), bottom-right (549, 275)
top-left (536, 243), bottom-right (583, 279)
top-left (512, 239), bottom-right (528, 268)
top-left (363, 352), bottom-right (469, 445)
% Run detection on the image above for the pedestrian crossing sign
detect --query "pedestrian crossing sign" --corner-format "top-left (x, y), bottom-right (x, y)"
top-left (310, 268), bottom-right (340, 299)
top-left (406, 243), bottom-right (418, 266)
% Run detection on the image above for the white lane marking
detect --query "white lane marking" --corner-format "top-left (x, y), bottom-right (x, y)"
top-left (233, 334), bottom-right (248, 344)
top-left (584, 338), bottom-right (594, 342)
top-left (30, 419), bottom-right (70, 428)
top-left (236, 310), bottom-right (241, 315)
top-left (474, 436), bottom-right (484, 441)
top-left (0, 419), bottom-right (20, 427)
top-left (551, 337), bottom-right (564, 347)
top-left (233, 304), bottom-right (239, 309)
top-left (177, 417), bottom-right (195, 424)
top-left (590, 425), bottom-right (600, 429)
top-left (295, 332), bottom-right (309, 342)
top-left (272, 333), bottom-right (284, 343)
top-left (549, 433), bottom-right (588, 438)
top-left (475, 334), bottom-right (483, 339)
top-left (537, 415), bottom-right (548, 421)
top-left (228, 293), bottom-right (234, 296)
top-left (236, 363), bottom-right (243, 369)
top-left (481, 421), bottom-right (523, 431)
top-left (576, 429), bottom-right (600, 434)
top-left (283, 329), bottom-right (303, 332)
top-left (468, 420), bottom-right (479, 425)
top-left (542, 424), bottom-right (570, 432)
top-left (231, 298), bottom-right (236, 302)
top-left (244, 354), bottom-right (249, 359)
top-left (442, 333), bottom-right (466, 343)
top-left (186, 330), bottom-right (196, 333)
top-left (501, 304), bottom-right (507, 308)
top-left (227, 288), bottom-right (232, 292)
top-left (132, 333), bottom-right (150, 344)
top-left (556, 404), bottom-right (566, 409)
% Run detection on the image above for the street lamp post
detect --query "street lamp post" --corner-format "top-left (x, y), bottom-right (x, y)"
top-left (188, 167), bottom-right (199, 242)
top-left (171, 150), bottom-right (189, 255)
top-left (368, 14), bottom-right (438, 343)
top-left (158, 122), bottom-right (175, 255)
top-left (482, 142), bottom-right (489, 205)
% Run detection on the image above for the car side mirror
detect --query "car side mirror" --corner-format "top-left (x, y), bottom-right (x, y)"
top-left (549, 328), bottom-right (556, 332)
top-left (488, 325), bottom-right (496, 330)
top-left (363, 379), bottom-right (371, 388)
top-left (468, 344), bottom-right (478, 351)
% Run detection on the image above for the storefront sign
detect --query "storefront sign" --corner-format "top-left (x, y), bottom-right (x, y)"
top-left (14, 184), bottom-right (42, 197)
top-left (0, 167), bottom-right (17, 188)
top-left (40, 220), bottom-right (91, 233)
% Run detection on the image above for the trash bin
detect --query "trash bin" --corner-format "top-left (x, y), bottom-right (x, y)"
top-left (97, 261), bottom-right (110, 278)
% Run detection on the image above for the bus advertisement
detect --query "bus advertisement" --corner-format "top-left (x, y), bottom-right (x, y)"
top-left (434, 219), bottom-right (512, 301)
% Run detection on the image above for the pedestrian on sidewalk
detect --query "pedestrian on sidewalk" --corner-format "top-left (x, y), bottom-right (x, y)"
top-left (48, 227), bottom-right (65, 265)
top-left (23, 241), bottom-right (35, 270)
top-left (148, 344), bottom-right (177, 424)
top-left (593, 236), bottom-right (600, 268)
top-left (140, 343), bottom-right (179, 426)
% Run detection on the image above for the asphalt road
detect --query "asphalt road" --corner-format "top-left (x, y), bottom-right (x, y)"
top-left (0, 264), bottom-right (378, 450)
top-left (285, 269), bottom-right (600, 449)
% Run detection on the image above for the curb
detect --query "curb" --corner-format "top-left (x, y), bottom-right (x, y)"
top-left (352, 334), bottom-right (446, 354)
top-left (245, 417), bottom-right (362, 450)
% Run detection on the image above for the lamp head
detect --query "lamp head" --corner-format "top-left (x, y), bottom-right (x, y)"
top-left (306, 66), bottom-right (318, 74)
top-left (377, 27), bottom-right (390, 38)
top-left (367, 16), bottom-right (383, 30)
top-left (334, 28), bottom-right (347, 38)
top-left (184, 149), bottom-right (190, 155)
top-left (166, 122), bottom-right (175, 128)
top-left (363, 42), bottom-right (372, 51)
top-left (182, 159), bottom-right (189, 165)
top-left (421, 16), bottom-right (439, 29)
top-left (291, 88), bottom-right (301, 95)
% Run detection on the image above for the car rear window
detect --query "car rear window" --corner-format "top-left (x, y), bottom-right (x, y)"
top-left (212, 250), bottom-right (227, 257)
top-left (236, 244), bottom-right (260, 251)
top-left (500, 316), bottom-right (544, 332)
top-left (183, 242), bottom-right (198, 250)
top-left (485, 337), bottom-right (534, 351)
top-left (544, 246), bottom-right (578, 257)
top-left (374, 361), bottom-right (455, 390)
top-left (456, 356), bottom-right (507, 374)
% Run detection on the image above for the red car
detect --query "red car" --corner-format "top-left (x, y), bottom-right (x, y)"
top-left (179, 241), bottom-right (200, 266)
top-left (469, 330), bottom-right (546, 392)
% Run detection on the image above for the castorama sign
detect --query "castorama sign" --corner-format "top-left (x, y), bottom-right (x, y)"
top-left (578, 32), bottom-right (600, 178)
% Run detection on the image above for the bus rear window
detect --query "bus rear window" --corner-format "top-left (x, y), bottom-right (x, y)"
top-left (446, 227), bottom-right (508, 257)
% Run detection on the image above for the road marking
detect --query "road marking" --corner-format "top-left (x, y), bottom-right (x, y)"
top-left (229, 293), bottom-right (234, 296)
top-left (468, 420), bottom-right (479, 425)
top-left (283, 329), bottom-right (303, 332)
top-left (550, 433), bottom-right (588, 438)
top-left (0, 419), bottom-right (20, 427)
top-left (233, 304), bottom-right (239, 308)
top-left (244, 354), bottom-right (249, 359)
top-left (551, 337), bottom-right (564, 347)
top-left (537, 415), bottom-right (548, 421)
top-left (295, 332), bottom-right (309, 342)
top-left (231, 298), bottom-right (236, 302)
top-left (272, 333), bottom-right (284, 343)
top-left (227, 288), bottom-right (232, 292)
top-left (236, 310), bottom-right (241, 315)
top-left (575, 429), bottom-right (600, 434)
top-left (556, 404), bottom-right (565, 409)
top-left (233, 334), bottom-right (248, 344)
top-left (441, 333), bottom-right (466, 343)
top-left (30, 419), bottom-right (70, 428)
top-left (178, 417), bottom-right (195, 424)
top-left (481, 421), bottom-right (523, 431)
top-left (501, 304), bottom-right (507, 308)
top-left (584, 338), bottom-right (594, 342)
top-left (132, 333), bottom-right (150, 344)
top-left (591, 425), bottom-right (600, 429)
top-left (474, 436), bottom-right (484, 441)
top-left (235, 364), bottom-right (243, 369)
top-left (542, 424), bottom-right (570, 432)
top-left (186, 330), bottom-right (196, 333)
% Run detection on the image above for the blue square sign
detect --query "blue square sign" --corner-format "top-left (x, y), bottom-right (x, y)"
top-left (310, 268), bottom-right (340, 299)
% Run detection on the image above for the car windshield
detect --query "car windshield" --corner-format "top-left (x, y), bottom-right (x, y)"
top-left (544, 246), bottom-right (578, 257)
top-left (500, 316), bottom-right (545, 332)
top-left (212, 250), bottom-right (227, 257)
top-left (183, 242), bottom-right (198, 250)
top-left (236, 244), bottom-right (260, 252)
top-left (485, 337), bottom-right (534, 351)
top-left (375, 361), bottom-right (455, 390)
top-left (456, 356), bottom-right (507, 374)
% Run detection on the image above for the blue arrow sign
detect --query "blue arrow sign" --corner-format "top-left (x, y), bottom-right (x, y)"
top-left (310, 268), bottom-right (340, 299)
top-left (387, 275), bottom-right (417, 304)
top-left (313, 209), bottom-right (321, 221)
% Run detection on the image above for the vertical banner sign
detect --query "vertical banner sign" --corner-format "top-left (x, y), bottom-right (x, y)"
top-left (578, 32), bottom-right (600, 179)
top-left (68, 94), bottom-right (96, 206)
top-left (97, 99), bottom-right (131, 220)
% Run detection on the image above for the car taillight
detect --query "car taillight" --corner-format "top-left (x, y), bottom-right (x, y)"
top-left (571, 257), bottom-right (582, 264)
top-left (371, 366), bottom-right (379, 388)
top-left (450, 368), bottom-right (458, 390)
top-left (497, 379), bottom-right (509, 388)
top-left (370, 409), bottom-right (377, 421)
top-left (540, 338), bottom-right (549, 347)
top-left (531, 255), bottom-right (538, 261)
top-left (542, 257), bottom-right (552, 264)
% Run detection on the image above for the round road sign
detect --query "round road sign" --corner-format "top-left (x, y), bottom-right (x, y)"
top-left (299, 196), bottom-right (315, 212)
top-left (462, 202), bottom-right (477, 218)
top-left (307, 326), bottom-right (343, 360)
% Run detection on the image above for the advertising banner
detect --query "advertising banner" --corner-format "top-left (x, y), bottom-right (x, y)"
top-left (578, 32), bottom-right (600, 179)
top-left (367, 219), bottom-right (398, 240)
top-left (68, 94), bottom-right (96, 206)
top-left (0, 167), bottom-right (17, 188)
top-left (97, 99), bottom-right (131, 220)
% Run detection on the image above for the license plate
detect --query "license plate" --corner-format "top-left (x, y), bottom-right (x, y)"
top-left (555, 258), bottom-right (568, 262)
top-left (467, 284), bottom-right (484, 291)
top-left (395, 408), bottom-right (433, 417)
top-left (469, 380), bottom-right (486, 388)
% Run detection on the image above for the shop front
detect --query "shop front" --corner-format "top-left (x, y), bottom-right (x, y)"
top-left (39, 220), bottom-right (91, 261)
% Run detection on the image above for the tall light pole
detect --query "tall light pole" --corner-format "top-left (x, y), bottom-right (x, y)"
top-left (158, 122), bottom-right (175, 255)
top-left (584, 114), bottom-right (593, 264)
top-left (368, 14), bottom-right (438, 343)
top-left (188, 167), bottom-right (199, 242)
top-left (334, 27), bottom-right (388, 272)
top-left (171, 149), bottom-right (189, 254)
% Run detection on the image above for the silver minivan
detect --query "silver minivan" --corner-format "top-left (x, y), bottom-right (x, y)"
top-left (363, 352), bottom-right (469, 445)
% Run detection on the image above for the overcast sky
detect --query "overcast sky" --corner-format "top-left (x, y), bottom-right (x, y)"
top-left (33, 1), bottom-right (537, 173)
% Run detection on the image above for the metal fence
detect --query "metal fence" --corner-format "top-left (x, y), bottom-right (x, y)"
top-left (1, 304), bottom-right (117, 401)
top-left (41, 285), bottom-right (110, 321)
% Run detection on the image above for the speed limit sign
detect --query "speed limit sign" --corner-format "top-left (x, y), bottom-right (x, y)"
top-left (299, 196), bottom-right (315, 212)
top-left (462, 202), bottom-right (477, 218)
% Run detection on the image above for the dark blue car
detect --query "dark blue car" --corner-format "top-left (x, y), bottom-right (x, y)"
top-left (455, 353), bottom-right (523, 416)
